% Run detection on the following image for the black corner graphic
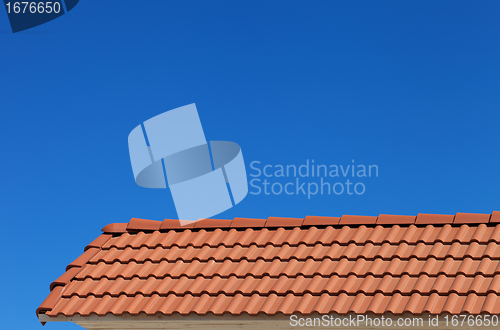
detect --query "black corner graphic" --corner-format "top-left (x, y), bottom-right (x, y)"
top-left (3, 0), bottom-right (79, 33)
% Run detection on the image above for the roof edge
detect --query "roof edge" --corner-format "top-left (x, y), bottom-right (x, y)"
top-left (101, 212), bottom-right (500, 233)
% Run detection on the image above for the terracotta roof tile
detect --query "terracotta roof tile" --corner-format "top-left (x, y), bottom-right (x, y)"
top-left (84, 234), bottom-right (112, 251)
top-left (101, 223), bottom-right (127, 233)
top-left (44, 293), bottom-right (500, 317)
top-left (340, 215), bottom-right (377, 225)
top-left (377, 214), bottom-right (415, 225)
top-left (128, 218), bottom-right (162, 231)
top-left (39, 212), bottom-right (500, 322)
top-left (266, 217), bottom-right (304, 227)
top-left (416, 214), bottom-right (455, 225)
top-left (36, 286), bottom-right (64, 316)
top-left (454, 213), bottom-right (491, 224)
top-left (66, 247), bottom-right (100, 271)
top-left (303, 216), bottom-right (340, 226)
top-left (490, 211), bottom-right (500, 223)
top-left (50, 267), bottom-right (82, 291)
top-left (194, 219), bottom-right (232, 228)
top-left (230, 218), bottom-right (267, 228)
top-left (160, 219), bottom-right (196, 230)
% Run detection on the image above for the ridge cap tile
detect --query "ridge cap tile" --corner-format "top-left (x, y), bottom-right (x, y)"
top-left (102, 212), bottom-right (500, 234)
top-left (194, 219), bottom-right (232, 229)
top-left (415, 214), bottom-right (455, 225)
top-left (490, 211), bottom-right (500, 223)
top-left (266, 217), bottom-right (304, 228)
top-left (377, 215), bottom-right (415, 225)
top-left (101, 223), bottom-right (127, 233)
top-left (160, 219), bottom-right (196, 230)
top-left (454, 213), bottom-right (491, 224)
top-left (303, 216), bottom-right (340, 226)
top-left (340, 215), bottom-right (377, 225)
top-left (128, 218), bottom-right (162, 231)
top-left (231, 218), bottom-right (267, 228)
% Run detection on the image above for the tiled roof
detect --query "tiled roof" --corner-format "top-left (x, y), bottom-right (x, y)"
top-left (38, 212), bottom-right (500, 320)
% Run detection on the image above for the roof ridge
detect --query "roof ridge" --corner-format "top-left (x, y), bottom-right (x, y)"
top-left (101, 212), bottom-right (500, 234)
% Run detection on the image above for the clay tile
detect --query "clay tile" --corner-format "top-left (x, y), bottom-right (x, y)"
top-left (101, 223), bottom-right (128, 233)
top-left (454, 213), bottom-right (491, 224)
top-left (194, 219), bottom-right (232, 229)
top-left (303, 216), bottom-right (340, 226)
top-left (415, 214), bottom-right (454, 225)
top-left (66, 247), bottom-right (100, 271)
top-left (266, 217), bottom-right (304, 228)
top-left (490, 211), bottom-right (500, 223)
top-left (230, 218), bottom-right (267, 228)
top-left (36, 286), bottom-right (64, 317)
top-left (339, 215), bottom-right (377, 225)
top-left (127, 218), bottom-right (162, 231)
top-left (160, 219), bottom-right (196, 230)
top-left (377, 214), bottom-right (415, 225)
top-left (49, 267), bottom-right (81, 291)
top-left (85, 234), bottom-right (112, 251)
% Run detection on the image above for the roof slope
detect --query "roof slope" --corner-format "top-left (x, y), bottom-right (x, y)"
top-left (38, 212), bottom-right (500, 319)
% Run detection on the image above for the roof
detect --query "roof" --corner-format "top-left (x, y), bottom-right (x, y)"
top-left (38, 211), bottom-right (500, 321)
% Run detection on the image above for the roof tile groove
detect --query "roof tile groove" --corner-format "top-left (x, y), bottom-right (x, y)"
top-left (38, 212), bottom-right (500, 320)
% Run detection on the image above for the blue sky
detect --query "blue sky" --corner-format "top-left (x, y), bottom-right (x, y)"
top-left (1, 1), bottom-right (499, 329)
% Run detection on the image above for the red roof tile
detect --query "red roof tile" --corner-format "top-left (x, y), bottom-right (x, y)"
top-left (100, 223), bottom-right (127, 233)
top-left (490, 211), bottom-right (500, 223)
top-left (454, 213), bottom-right (491, 224)
top-left (340, 215), bottom-right (377, 225)
top-left (194, 219), bottom-right (232, 228)
top-left (38, 212), bottom-right (500, 322)
top-left (231, 217), bottom-right (267, 228)
top-left (128, 218), bottom-right (162, 231)
top-left (377, 214), bottom-right (415, 225)
top-left (303, 216), bottom-right (340, 226)
top-left (416, 214), bottom-right (455, 225)
top-left (266, 217), bottom-right (304, 227)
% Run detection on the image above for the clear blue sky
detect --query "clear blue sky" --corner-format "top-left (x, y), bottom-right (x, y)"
top-left (1, 1), bottom-right (499, 329)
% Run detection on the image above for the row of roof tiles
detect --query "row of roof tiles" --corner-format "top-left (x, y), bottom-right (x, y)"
top-left (103, 212), bottom-right (500, 233)
top-left (88, 241), bottom-right (500, 264)
top-left (100, 224), bottom-right (500, 249)
top-left (73, 257), bottom-right (500, 280)
top-left (62, 274), bottom-right (500, 298)
top-left (45, 292), bottom-right (500, 316)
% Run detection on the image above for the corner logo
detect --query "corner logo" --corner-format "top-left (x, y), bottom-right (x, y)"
top-left (3, 0), bottom-right (79, 33)
top-left (128, 104), bottom-right (248, 221)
